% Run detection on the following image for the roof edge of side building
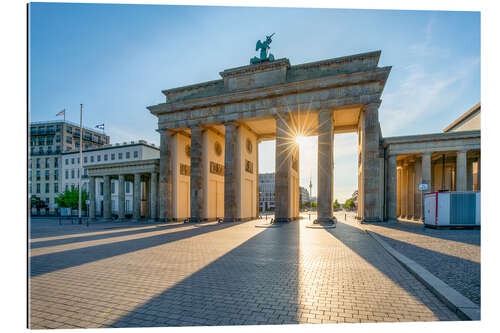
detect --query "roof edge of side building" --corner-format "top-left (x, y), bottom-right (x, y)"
top-left (443, 101), bottom-right (481, 133)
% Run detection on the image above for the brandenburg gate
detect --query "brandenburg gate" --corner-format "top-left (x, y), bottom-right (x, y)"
top-left (148, 49), bottom-right (391, 223)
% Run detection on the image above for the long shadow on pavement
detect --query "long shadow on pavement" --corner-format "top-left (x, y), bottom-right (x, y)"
top-left (29, 222), bottom-right (241, 278)
top-left (29, 223), bottom-right (193, 249)
top-left (325, 221), bottom-right (458, 321)
top-left (109, 222), bottom-right (300, 327)
top-left (369, 231), bottom-right (480, 306)
top-left (369, 221), bottom-right (481, 246)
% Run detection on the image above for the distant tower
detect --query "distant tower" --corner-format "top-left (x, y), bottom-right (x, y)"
top-left (309, 178), bottom-right (313, 202)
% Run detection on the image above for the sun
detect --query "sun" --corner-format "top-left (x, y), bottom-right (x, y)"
top-left (295, 135), bottom-right (308, 145)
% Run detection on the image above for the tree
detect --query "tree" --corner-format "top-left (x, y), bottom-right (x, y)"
top-left (30, 195), bottom-right (47, 209)
top-left (345, 199), bottom-right (356, 210)
top-left (333, 199), bottom-right (340, 210)
top-left (56, 188), bottom-right (88, 210)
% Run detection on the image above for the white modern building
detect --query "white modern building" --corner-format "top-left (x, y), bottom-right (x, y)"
top-left (62, 140), bottom-right (159, 216)
top-left (259, 173), bottom-right (275, 211)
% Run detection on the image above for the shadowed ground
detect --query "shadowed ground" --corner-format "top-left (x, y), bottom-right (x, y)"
top-left (29, 215), bottom-right (459, 329)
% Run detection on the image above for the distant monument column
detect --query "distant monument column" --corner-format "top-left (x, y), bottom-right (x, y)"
top-left (360, 102), bottom-right (384, 221)
top-left (422, 152), bottom-right (432, 193)
top-left (396, 164), bottom-right (402, 217)
top-left (103, 175), bottom-right (111, 220)
top-left (89, 176), bottom-right (96, 221)
top-left (223, 122), bottom-right (239, 222)
top-left (401, 162), bottom-right (408, 218)
top-left (317, 110), bottom-right (335, 224)
top-left (189, 126), bottom-right (204, 222)
top-left (456, 150), bottom-right (468, 191)
top-left (386, 155), bottom-right (397, 221)
top-left (133, 173), bottom-right (141, 220)
top-left (158, 129), bottom-right (173, 222)
top-left (150, 172), bottom-right (158, 221)
top-left (275, 114), bottom-right (293, 223)
top-left (118, 174), bottom-right (125, 220)
top-left (414, 157), bottom-right (422, 220)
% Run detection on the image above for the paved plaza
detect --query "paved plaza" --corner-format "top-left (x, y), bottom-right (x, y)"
top-left (29, 216), bottom-right (459, 329)
top-left (362, 219), bottom-right (480, 305)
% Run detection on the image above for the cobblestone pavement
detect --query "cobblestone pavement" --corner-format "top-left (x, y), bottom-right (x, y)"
top-left (357, 216), bottom-right (480, 306)
top-left (29, 216), bottom-right (459, 329)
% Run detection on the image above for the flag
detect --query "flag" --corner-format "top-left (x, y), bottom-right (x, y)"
top-left (56, 109), bottom-right (65, 117)
top-left (96, 123), bottom-right (105, 130)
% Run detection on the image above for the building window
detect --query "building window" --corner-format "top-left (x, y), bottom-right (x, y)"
top-left (134, 151), bottom-right (138, 158)
top-left (71, 184), bottom-right (75, 191)
top-left (100, 182), bottom-right (103, 196)
top-left (111, 153), bottom-right (115, 160)
top-left (54, 169), bottom-right (59, 180)
top-left (83, 168), bottom-right (88, 177)
top-left (56, 135), bottom-right (61, 143)
top-left (38, 137), bottom-right (45, 146)
top-left (45, 170), bottom-right (50, 181)
top-left (36, 183), bottom-right (40, 193)
top-left (65, 170), bottom-right (68, 179)
top-left (45, 198), bottom-right (50, 205)
top-left (65, 158), bottom-right (69, 165)
top-left (47, 138), bottom-right (53, 145)
top-left (65, 184), bottom-right (69, 191)
top-left (111, 182), bottom-right (115, 194)
top-left (72, 158), bottom-right (75, 165)
top-left (36, 171), bottom-right (40, 181)
top-left (83, 156), bottom-right (87, 163)
top-left (66, 137), bottom-right (72, 144)
top-left (54, 183), bottom-right (59, 193)
top-left (45, 183), bottom-right (50, 193)
top-left (118, 153), bottom-right (122, 160)
top-left (38, 147), bottom-right (43, 154)
top-left (36, 158), bottom-right (40, 168)
top-left (126, 182), bottom-right (130, 193)
top-left (126, 152), bottom-right (130, 159)
top-left (97, 155), bottom-right (101, 162)
top-left (67, 126), bottom-right (72, 134)
top-left (29, 170), bottom-right (32, 179)
top-left (29, 159), bottom-right (32, 169)
top-left (71, 170), bottom-right (75, 179)
top-left (102, 154), bottom-right (107, 161)
top-left (29, 183), bottom-right (32, 194)
top-left (54, 157), bottom-right (58, 168)
top-left (90, 156), bottom-right (94, 163)
top-left (45, 158), bottom-right (50, 168)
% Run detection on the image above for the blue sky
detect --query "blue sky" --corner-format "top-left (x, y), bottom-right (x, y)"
top-left (28, 3), bottom-right (480, 201)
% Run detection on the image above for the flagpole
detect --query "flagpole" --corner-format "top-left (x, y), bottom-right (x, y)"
top-left (78, 104), bottom-right (83, 224)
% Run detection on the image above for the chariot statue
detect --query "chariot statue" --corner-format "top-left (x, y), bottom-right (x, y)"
top-left (250, 33), bottom-right (275, 64)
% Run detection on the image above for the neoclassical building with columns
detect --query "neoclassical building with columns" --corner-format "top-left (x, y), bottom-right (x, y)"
top-left (134, 50), bottom-right (480, 224)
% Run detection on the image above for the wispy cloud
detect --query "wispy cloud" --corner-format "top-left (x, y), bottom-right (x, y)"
top-left (381, 57), bottom-right (479, 136)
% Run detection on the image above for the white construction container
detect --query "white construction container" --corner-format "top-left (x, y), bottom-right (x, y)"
top-left (423, 191), bottom-right (480, 227)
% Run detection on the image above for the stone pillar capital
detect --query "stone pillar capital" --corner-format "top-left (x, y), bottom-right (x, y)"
top-left (363, 101), bottom-right (381, 112)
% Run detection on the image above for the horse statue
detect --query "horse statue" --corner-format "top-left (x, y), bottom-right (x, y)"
top-left (250, 33), bottom-right (276, 64)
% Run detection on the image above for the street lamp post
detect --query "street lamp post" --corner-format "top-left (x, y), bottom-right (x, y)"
top-left (78, 104), bottom-right (83, 224)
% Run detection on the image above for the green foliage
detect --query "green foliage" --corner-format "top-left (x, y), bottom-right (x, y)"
top-left (30, 195), bottom-right (47, 209)
top-left (333, 199), bottom-right (340, 209)
top-left (345, 199), bottom-right (356, 209)
top-left (56, 188), bottom-right (88, 210)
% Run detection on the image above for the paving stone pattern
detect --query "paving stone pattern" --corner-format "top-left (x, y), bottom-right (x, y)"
top-left (362, 219), bottom-right (480, 305)
top-left (29, 217), bottom-right (459, 329)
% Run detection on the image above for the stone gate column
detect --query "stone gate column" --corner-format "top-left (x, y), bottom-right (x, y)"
top-left (361, 102), bottom-right (384, 221)
top-left (386, 155), bottom-right (397, 221)
top-left (256, 139), bottom-right (260, 218)
top-left (89, 176), bottom-right (96, 221)
top-left (224, 122), bottom-right (239, 222)
top-left (103, 175), bottom-right (111, 220)
top-left (317, 110), bottom-right (335, 224)
top-left (396, 165), bottom-right (402, 217)
top-left (118, 174), bottom-right (125, 220)
top-left (414, 158), bottom-right (422, 220)
top-left (133, 173), bottom-right (141, 220)
top-left (189, 125), bottom-right (204, 222)
top-left (401, 163), bottom-right (408, 218)
top-left (467, 158), bottom-right (474, 191)
top-left (422, 152), bottom-right (432, 193)
top-left (456, 150), bottom-right (467, 191)
top-left (275, 114), bottom-right (293, 223)
top-left (477, 154), bottom-right (481, 191)
top-left (407, 162), bottom-right (415, 219)
top-left (159, 129), bottom-right (173, 222)
top-left (150, 172), bottom-right (158, 221)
